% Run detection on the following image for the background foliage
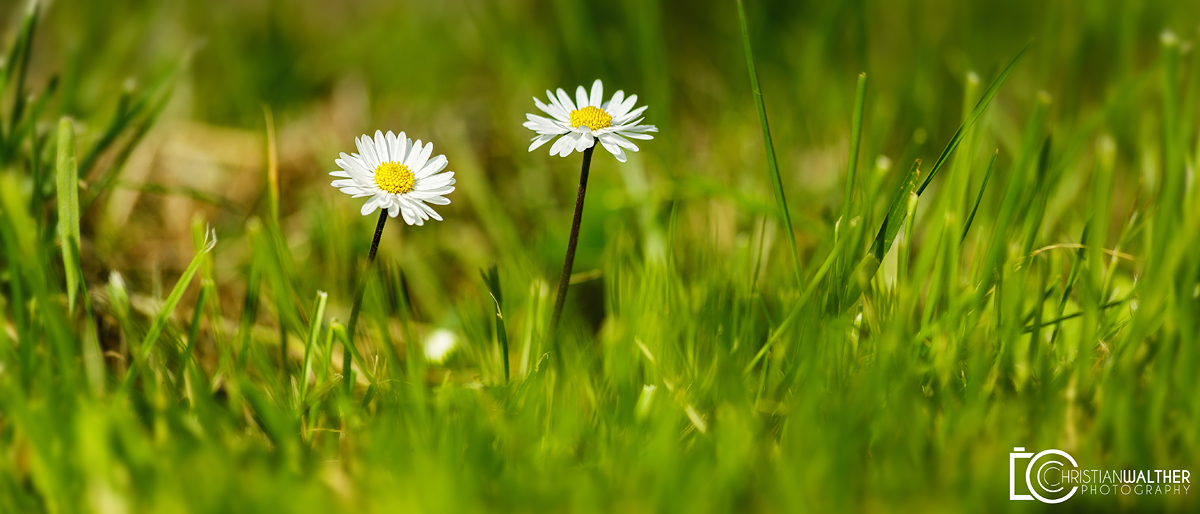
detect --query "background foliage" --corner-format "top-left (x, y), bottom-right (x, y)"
top-left (1, 0), bottom-right (1198, 511)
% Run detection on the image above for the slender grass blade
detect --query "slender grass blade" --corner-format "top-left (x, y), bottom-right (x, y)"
top-left (55, 118), bottom-right (82, 313)
top-left (736, 0), bottom-right (803, 286)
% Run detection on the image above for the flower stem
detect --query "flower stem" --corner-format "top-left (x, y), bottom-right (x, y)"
top-left (549, 145), bottom-right (595, 337)
top-left (345, 210), bottom-right (388, 395)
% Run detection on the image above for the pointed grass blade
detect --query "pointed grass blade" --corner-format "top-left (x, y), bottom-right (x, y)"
top-left (299, 291), bottom-right (328, 405)
top-left (736, 0), bottom-right (803, 286)
top-left (961, 150), bottom-right (999, 244)
top-left (872, 159), bottom-right (922, 261)
top-left (481, 265), bottom-right (510, 382)
top-left (121, 228), bottom-right (218, 388)
top-left (4, 2), bottom-right (39, 140)
top-left (916, 43), bottom-right (1028, 196)
top-left (841, 72), bottom-right (867, 222)
top-left (55, 118), bottom-right (82, 313)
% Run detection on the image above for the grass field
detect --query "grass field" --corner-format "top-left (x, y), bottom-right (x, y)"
top-left (1, 0), bottom-right (1199, 511)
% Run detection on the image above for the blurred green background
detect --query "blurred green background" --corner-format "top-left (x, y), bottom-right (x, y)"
top-left (9, 0), bottom-right (1196, 299)
top-left (2, 0), bottom-right (1199, 512)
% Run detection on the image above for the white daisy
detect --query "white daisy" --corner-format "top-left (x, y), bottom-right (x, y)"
top-left (330, 130), bottom-right (455, 225)
top-left (524, 79), bottom-right (658, 162)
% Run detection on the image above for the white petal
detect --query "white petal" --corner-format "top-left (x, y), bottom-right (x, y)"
top-left (422, 178), bottom-right (458, 190)
top-left (555, 88), bottom-right (576, 112)
top-left (589, 80), bottom-right (603, 107)
top-left (614, 105), bottom-right (648, 125)
top-left (534, 96), bottom-right (569, 122)
top-left (418, 171), bottom-right (455, 188)
top-left (403, 198), bottom-right (429, 224)
top-left (615, 121), bottom-right (657, 133)
top-left (611, 94), bottom-right (638, 119)
top-left (330, 170), bottom-right (351, 178)
top-left (529, 133), bottom-right (557, 152)
top-left (526, 113), bottom-right (558, 125)
top-left (408, 199), bottom-right (430, 221)
top-left (599, 139), bottom-right (626, 162)
top-left (559, 142), bottom-right (576, 157)
top-left (357, 135), bottom-right (380, 169)
top-left (373, 130), bottom-right (389, 162)
top-left (387, 131), bottom-right (401, 163)
top-left (546, 90), bottom-right (566, 113)
top-left (575, 130), bottom-right (595, 152)
top-left (412, 194), bottom-right (449, 205)
top-left (422, 169), bottom-right (458, 186)
top-left (360, 196), bottom-right (381, 216)
top-left (402, 140), bottom-right (420, 168)
top-left (523, 118), bottom-right (569, 134)
top-left (398, 133), bottom-right (412, 164)
top-left (549, 134), bottom-right (574, 157)
top-left (601, 132), bottom-right (639, 151)
top-left (414, 185), bottom-right (455, 196)
top-left (411, 198), bottom-right (443, 221)
top-left (399, 203), bottom-right (417, 225)
top-left (416, 155), bottom-right (448, 179)
top-left (604, 90), bottom-right (624, 112)
top-left (615, 124), bottom-right (656, 140)
top-left (576, 86), bottom-right (590, 112)
top-left (411, 186), bottom-right (450, 198)
top-left (337, 153), bottom-right (371, 178)
top-left (409, 142), bottom-right (433, 171)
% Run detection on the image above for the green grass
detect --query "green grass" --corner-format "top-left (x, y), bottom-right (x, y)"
top-left (1, 0), bottom-right (1199, 512)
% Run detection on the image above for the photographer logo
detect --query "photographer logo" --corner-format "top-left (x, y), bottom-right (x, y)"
top-left (1009, 447), bottom-right (1190, 504)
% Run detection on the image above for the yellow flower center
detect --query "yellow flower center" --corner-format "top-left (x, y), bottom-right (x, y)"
top-left (569, 106), bottom-right (612, 131)
top-left (374, 161), bottom-right (415, 194)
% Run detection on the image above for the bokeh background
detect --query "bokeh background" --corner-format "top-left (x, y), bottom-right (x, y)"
top-left (3, 0), bottom-right (1199, 511)
top-left (10, 0), bottom-right (1195, 317)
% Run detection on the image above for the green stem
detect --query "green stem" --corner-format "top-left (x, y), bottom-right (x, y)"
top-left (345, 210), bottom-right (388, 395)
top-left (549, 145), bottom-right (595, 337)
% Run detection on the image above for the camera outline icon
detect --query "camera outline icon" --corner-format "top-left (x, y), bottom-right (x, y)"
top-left (1009, 447), bottom-right (1079, 504)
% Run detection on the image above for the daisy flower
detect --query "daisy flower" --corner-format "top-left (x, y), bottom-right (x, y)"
top-left (523, 81), bottom-right (659, 337)
top-left (524, 79), bottom-right (657, 162)
top-left (330, 130), bottom-right (456, 225)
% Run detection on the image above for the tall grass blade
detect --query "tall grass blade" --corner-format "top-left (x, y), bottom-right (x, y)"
top-left (840, 72), bottom-right (867, 222)
top-left (11, 76), bottom-right (57, 164)
top-left (961, 150), bottom-right (998, 244)
top-left (300, 290), bottom-right (328, 404)
top-left (0, 173), bottom-right (77, 390)
top-left (916, 43), bottom-right (1028, 196)
top-left (78, 50), bottom-right (189, 180)
top-left (736, 0), bottom-right (803, 286)
top-left (263, 105), bottom-right (281, 225)
top-left (333, 321), bottom-right (376, 389)
top-left (122, 228), bottom-right (217, 387)
top-left (5, 2), bottom-right (38, 140)
top-left (80, 86), bottom-right (174, 210)
top-left (482, 265), bottom-right (510, 382)
top-left (55, 118), bottom-right (81, 313)
top-left (872, 159), bottom-right (922, 261)
top-left (176, 278), bottom-right (213, 397)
